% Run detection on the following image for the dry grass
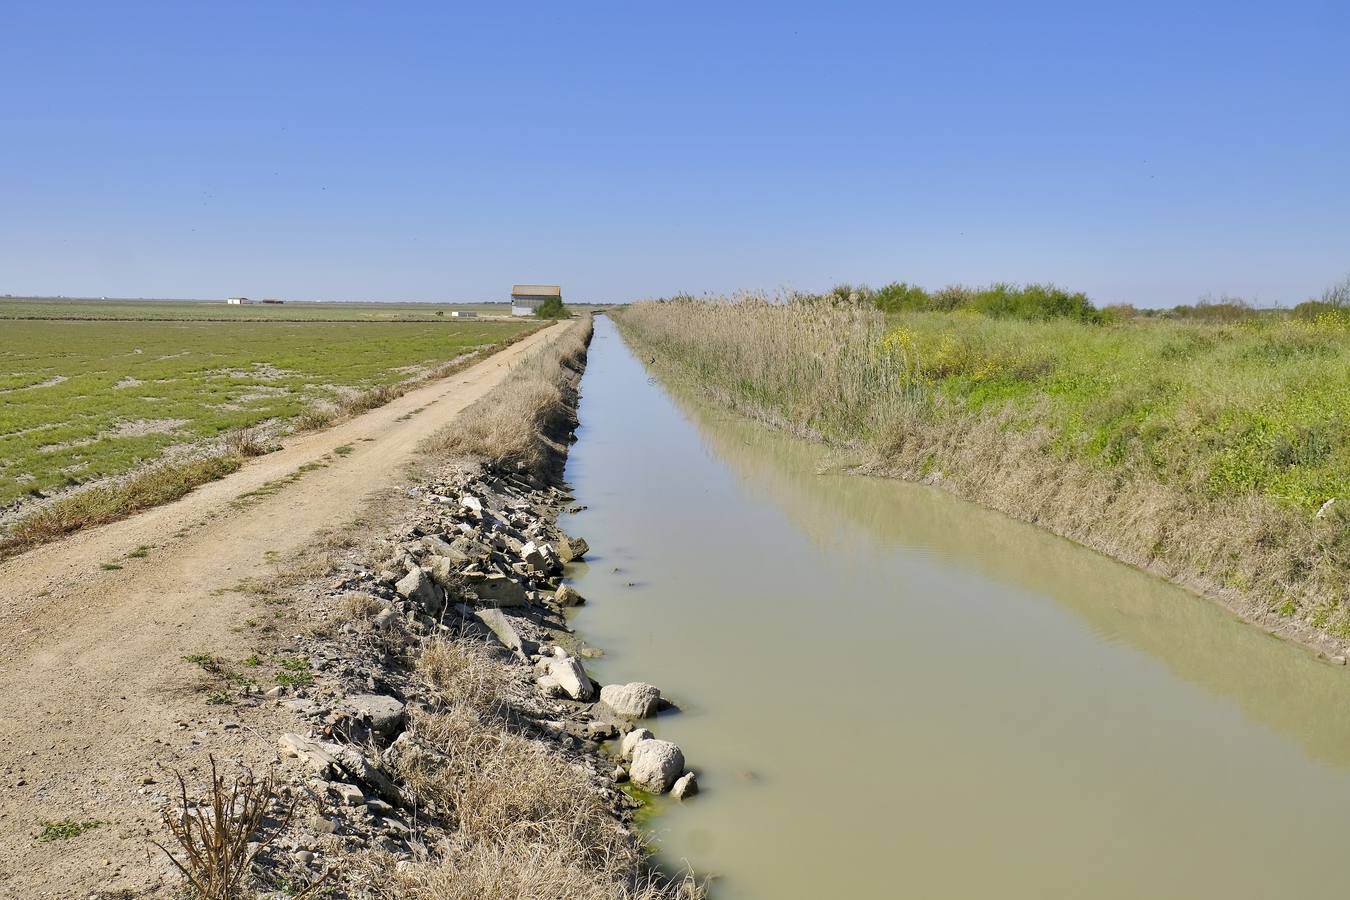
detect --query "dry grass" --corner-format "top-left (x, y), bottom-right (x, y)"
top-left (0, 454), bottom-right (242, 557)
top-left (422, 317), bottom-right (593, 480)
top-left (222, 426), bottom-right (272, 458)
top-left (386, 634), bottom-right (696, 900)
top-left (417, 637), bottom-right (512, 715)
top-left (615, 298), bottom-right (1350, 644)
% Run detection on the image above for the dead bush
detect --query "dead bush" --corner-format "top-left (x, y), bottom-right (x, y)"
top-left (154, 755), bottom-right (327, 899)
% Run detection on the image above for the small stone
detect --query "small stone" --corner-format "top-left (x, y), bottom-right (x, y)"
top-left (311, 816), bottom-right (339, 835)
top-left (554, 584), bottom-right (584, 607)
top-left (295, 851), bottom-right (315, 865)
top-left (612, 766), bottom-right (628, 782)
top-left (586, 721), bottom-right (617, 740)
top-left (671, 772), bottom-right (699, 800)
top-left (536, 674), bottom-right (564, 698)
top-left (330, 782), bottom-right (365, 806)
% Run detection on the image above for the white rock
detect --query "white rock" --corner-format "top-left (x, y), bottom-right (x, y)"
top-left (670, 772), bottom-right (699, 800)
top-left (629, 739), bottom-right (684, 793)
top-left (620, 727), bottom-right (654, 760)
top-left (547, 655), bottom-right (596, 701)
top-left (599, 682), bottom-right (661, 719)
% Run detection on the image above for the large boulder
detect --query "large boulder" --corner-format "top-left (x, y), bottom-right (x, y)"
top-left (546, 654), bottom-right (596, 701)
top-left (620, 727), bottom-right (654, 760)
top-left (629, 739), bottom-right (684, 793)
top-left (599, 682), bottom-right (661, 720)
top-left (394, 568), bottom-right (443, 615)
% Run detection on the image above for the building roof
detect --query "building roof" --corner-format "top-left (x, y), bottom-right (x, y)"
top-left (511, 284), bottom-right (561, 298)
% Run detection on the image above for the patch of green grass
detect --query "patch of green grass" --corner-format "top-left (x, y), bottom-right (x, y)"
top-left (333, 443), bottom-right (354, 456)
top-left (243, 653), bottom-right (262, 666)
top-left (275, 670), bottom-right (314, 688)
top-left (100, 562), bottom-right (123, 571)
top-left (36, 818), bottom-right (108, 841)
top-left (127, 545), bottom-right (151, 558)
top-left (205, 690), bottom-right (231, 705)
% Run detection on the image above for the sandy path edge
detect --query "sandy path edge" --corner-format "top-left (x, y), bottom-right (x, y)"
top-left (0, 320), bottom-right (570, 897)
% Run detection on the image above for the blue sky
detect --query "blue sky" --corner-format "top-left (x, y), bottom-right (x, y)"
top-left (1, 1), bottom-right (1346, 306)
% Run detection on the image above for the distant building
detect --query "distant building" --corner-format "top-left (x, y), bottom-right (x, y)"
top-left (450, 310), bottom-right (477, 318)
top-left (511, 284), bottom-right (560, 317)
top-left (226, 297), bottom-right (250, 305)
top-left (261, 299), bottom-right (285, 304)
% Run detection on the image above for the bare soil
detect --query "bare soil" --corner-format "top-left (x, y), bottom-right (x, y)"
top-left (0, 322), bottom-right (566, 898)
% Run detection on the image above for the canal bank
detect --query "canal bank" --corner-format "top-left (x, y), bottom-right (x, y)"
top-left (561, 315), bottom-right (1350, 899)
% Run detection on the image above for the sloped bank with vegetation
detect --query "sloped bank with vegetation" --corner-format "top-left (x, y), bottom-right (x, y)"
top-left (612, 286), bottom-right (1350, 654)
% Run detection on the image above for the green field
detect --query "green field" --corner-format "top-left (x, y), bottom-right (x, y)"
top-left (0, 297), bottom-right (516, 322)
top-left (0, 317), bottom-right (534, 507)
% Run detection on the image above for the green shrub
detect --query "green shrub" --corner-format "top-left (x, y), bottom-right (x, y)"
top-left (534, 296), bottom-right (570, 319)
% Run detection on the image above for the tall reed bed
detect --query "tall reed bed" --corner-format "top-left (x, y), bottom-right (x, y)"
top-left (615, 297), bottom-right (1350, 647)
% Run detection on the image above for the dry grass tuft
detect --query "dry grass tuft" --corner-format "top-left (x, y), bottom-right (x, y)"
top-left (422, 318), bottom-right (592, 480)
top-left (293, 403), bottom-right (340, 432)
top-left (417, 638), bottom-right (512, 715)
top-left (222, 426), bottom-right (272, 458)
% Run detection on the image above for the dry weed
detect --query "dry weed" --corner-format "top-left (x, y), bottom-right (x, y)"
top-left (154, 755), bottom-right (328, 900)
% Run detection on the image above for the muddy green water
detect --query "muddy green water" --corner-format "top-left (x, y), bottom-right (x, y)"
top-left (560, 317), bottom-right (1350, 899)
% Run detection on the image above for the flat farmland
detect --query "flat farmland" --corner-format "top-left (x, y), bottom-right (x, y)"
top-left (0, 317), bottom-right (536, 509)
top-left (0, 297), bottom-right (515, 321)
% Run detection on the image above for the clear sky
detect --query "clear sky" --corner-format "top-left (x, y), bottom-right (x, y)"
top-left (2, 1), bottom-right (1346, 306)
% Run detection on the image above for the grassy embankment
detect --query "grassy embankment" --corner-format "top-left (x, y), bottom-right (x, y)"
top-left (0, 315), bottom-right (539, 554)
top-left (423, 315), bottom-right (593, 481)
top-left (614, 291), bottom-right (1350, 645)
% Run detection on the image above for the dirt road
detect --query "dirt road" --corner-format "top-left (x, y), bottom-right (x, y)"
top-left (0, 321), bottom-right (567, 898)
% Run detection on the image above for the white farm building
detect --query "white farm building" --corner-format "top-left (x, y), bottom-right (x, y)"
top-left (510, 284), bottom-right (561, 316)
top-left (226, 297), bottom-right (250, 305)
